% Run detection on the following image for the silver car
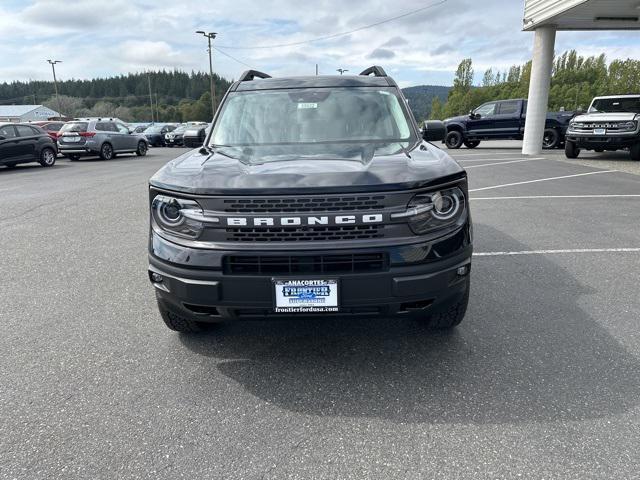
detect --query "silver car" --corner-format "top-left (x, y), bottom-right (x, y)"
top-left (58, 118), bottom-right (149, 161)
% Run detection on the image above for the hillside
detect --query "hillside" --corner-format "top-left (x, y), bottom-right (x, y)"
top-left (0, 70), bottom-right (232, 122)
top-left (0, 71), bottom-right (451, 123)
top-left (402, 85), bottom-right (451, 122)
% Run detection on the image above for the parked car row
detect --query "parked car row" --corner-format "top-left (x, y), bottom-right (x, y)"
top-left (1, 117), bottom-right (212, 169)
top-left (165, 122), bottom-right (208, 147)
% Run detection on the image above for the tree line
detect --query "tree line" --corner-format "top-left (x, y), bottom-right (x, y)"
top-left (0, 70), bottom-right (232, 122)
top-left (430, 50), bottom-right (640, 120)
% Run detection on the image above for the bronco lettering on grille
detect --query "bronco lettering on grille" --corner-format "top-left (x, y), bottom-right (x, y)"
top-left (226, 214), bottom-right (384, 227)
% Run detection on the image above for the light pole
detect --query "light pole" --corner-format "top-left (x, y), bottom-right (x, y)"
top-left (47, 59), bottom-right (62, 117)
top-left (196, 30), bottom-right (217, 118)
top-left (337, 68), bottom-right (348, 75)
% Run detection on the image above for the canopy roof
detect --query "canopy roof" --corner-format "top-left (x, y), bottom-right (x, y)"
top-left (524, 0), bottom-right (640, 31)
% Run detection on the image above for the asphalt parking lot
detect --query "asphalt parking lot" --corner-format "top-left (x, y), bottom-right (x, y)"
top-left (1, 143), bottom-right (640, 479)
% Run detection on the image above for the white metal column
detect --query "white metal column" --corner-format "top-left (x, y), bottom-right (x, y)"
top-left (522, 25), bottom-right (556, 155)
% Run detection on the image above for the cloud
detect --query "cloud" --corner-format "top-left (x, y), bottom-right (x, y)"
top-left (367, 48), bottom-right (395, 60)
top-left (431, 44), bottom-right (455, 56)
top-left (117, 41), bottom-right (190, 69)
top-left (0, 0), bottom-right (637, 87)
top-left (381, 36), bottom-right (409, 48)
top-left (21, 0), bottom-right (135, 29)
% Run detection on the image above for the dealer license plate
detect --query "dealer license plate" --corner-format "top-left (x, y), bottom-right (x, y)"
top-left (273, 279), bottom-right (339, 313)
top-left (64, 135), bottom-right (81, 142)
top-left (594, 128), bottom-right (606, 135)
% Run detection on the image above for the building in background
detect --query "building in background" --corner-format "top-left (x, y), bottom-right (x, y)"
top-left (0, 105), bottom-right (61, 122)
top-left (522, 0), bottom-right (640, 155)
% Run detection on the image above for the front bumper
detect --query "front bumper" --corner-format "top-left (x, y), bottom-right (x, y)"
top-left (148, 227), bottom-right (472, 321)
top-left (566, 133), bottom-right (639, 149)
top-left (165, 137), bottom-right (183, 146)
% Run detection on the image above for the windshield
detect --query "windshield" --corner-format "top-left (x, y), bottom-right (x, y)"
top-left (209, 87), bottom-right (415, 162)
top-left (145, 125), bottom-right (164, 134)
top-left (589, 97), bottom-right (640, 114)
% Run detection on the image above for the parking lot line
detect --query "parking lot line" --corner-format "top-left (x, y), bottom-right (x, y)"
top-left (474, 248), bottom-right (640, 257)
top-left (449, 152), bottom-right (524, 157)
top-left (457, 157), bottom-right (533, 162)
top-left (469, 170), bottom-right (618, 192)
top-left (471, 194), bottom-right (640, 200)
top-left (465, 158), bottom-right (544, 169)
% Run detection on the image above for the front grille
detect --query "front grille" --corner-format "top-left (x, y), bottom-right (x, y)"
top-left (223, 195), bottom-right (387, 213)
top-left (226, 225), bottom-right (383, 242)
top-left (572, 122), bottom-right (636, 134)
top-left (224, 253), bottom-right (388, 275)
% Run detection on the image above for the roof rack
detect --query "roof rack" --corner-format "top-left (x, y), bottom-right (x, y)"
top-left (238, 70), bottom-right (272, 82)
top-left (359, 66), bottom-right (387, 77)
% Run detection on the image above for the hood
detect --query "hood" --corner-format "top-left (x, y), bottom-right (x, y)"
top-left (573, 112), bottom-right (639, 122)
top-left (444, 115), bottom-right (468, 124)
top-left (149, 142), bottom-right (465, 195)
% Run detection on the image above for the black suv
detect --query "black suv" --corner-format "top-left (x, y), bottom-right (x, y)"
top-left (148, 67), bottom-right (472, 333)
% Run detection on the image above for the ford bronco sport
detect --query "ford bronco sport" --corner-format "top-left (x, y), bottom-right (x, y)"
top-left (148, 66), bottom-right (472, 333)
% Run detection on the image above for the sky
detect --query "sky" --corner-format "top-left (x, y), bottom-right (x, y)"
top-left (1, 0), bottom-right (639, 88)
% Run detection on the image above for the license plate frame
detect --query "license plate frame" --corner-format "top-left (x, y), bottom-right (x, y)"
top-left (273, 279), bottom-right (339, 314)
top-left (594, 128), bottom-right (606, 135)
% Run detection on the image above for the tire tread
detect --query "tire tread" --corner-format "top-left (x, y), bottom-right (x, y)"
top-left (427, 281), bottom-right (470, 329)
top-left (159, 308), bottom-right (203, 333)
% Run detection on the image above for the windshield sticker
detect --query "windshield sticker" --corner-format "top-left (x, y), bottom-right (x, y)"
top-left (297, 102), bottom-right (318, 109)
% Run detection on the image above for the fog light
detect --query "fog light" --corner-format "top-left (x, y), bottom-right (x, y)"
top-left (150, 272), bottom-right (163, 283)
top-left (456, 265), bottom-right (469, 276)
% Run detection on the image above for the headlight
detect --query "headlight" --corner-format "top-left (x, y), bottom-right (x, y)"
top-left (392, 187), bottom-right (466, 235)
top-left (570, 122), bottom-right (583, 129)
top-left (151, 195), bottom-right (214, 240)
top-left (619, 121), bottom-right (637, 131)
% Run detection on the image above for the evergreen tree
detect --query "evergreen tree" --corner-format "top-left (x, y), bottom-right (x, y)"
top-left (429, 97), bottom-right (444, 120)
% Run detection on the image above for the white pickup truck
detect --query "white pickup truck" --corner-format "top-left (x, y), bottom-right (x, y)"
top-left (565, 95), bottom-right (640, 160)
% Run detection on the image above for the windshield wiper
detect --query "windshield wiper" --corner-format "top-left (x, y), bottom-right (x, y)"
top-left (199, 144), bottom-right (240, 161)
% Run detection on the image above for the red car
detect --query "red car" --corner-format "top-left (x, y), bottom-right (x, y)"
top-left (30, 121), bottom-right (65, 141)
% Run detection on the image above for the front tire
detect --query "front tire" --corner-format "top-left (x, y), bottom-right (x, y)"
top-left (631, 143), bottom-right (640, 161)
top-left (100, 143), bottom-right (114, 160)
top-left (464, 140), bottom-right (480, 149)
top-left (426, 279), bottom-right (470, 329)
top-left (565, 140), bottom-right (580, 159)
top-left (158, 305), bottom-right (204, 333)
top-left (445, 131), bottom-right (464, 149)
top-left (542, 129), bottom-right (559, 149)
top-left (136, 141), bottom-right (148, 156)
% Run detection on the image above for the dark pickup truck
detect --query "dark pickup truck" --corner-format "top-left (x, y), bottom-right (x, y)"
top-left (443, 98), bottom-right (575, 149)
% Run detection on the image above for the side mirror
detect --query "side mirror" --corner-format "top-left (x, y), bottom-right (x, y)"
top-left (422, 121), bottom-right (446, 142)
